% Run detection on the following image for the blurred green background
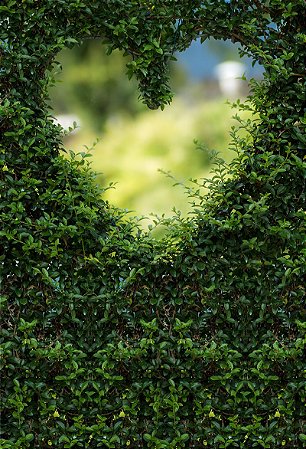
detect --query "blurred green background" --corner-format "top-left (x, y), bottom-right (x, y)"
top-left (49, 39), bottom-right (259, 227)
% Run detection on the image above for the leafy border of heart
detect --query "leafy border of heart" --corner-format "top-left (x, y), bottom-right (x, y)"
top-left (1, 1), bottom-right (305, 448)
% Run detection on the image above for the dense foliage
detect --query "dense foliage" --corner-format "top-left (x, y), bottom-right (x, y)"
top-left (0, 1), bottom-right (305, 448)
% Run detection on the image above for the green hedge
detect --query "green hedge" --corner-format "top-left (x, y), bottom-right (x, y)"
top-left (0, 1), bottom-right (305, 448)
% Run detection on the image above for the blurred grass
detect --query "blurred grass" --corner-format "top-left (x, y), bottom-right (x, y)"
top-left (63, 96), bottom-right (248, 227)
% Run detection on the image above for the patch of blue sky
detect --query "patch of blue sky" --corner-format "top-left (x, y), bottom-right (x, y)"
top-left (176, 39), bottom-right (263, 81)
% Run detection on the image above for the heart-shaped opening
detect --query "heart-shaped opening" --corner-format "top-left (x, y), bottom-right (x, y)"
top-left (49, 38), bottom-right (261, 232)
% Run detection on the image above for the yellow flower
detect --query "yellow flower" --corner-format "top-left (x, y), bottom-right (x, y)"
top-left (208, 410), bottom-right (215, 418)
top-left (119, 410), bottom-right (126, 418)
top-left (126, 441), bottom-right (131, 446)
top-left (53, 410), bottom-right (60, 418)
top-left (203, 441), bottom-right (208, 446)
top-left (48, 441), bottom-right (52, 446)
top-left (281, 441), bottom-right (286, 446)
top-left (274, 410), bottom-right (281, 418)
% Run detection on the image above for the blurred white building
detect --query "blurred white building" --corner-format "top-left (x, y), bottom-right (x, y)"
top-left (53, 114), bottom-right (81, 134)
top-left (215, 61), bottom-right (246, 98)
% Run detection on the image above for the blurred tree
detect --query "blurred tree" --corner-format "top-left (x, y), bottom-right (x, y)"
top-left (50, 40), bottom-right (145, 131)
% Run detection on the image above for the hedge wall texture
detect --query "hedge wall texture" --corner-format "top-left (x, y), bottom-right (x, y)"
top-left (0, 1), bottom-right (305, 448)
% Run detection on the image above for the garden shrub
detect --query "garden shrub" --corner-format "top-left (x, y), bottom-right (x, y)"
top-left (0, 1), bottom-right (305, 448)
